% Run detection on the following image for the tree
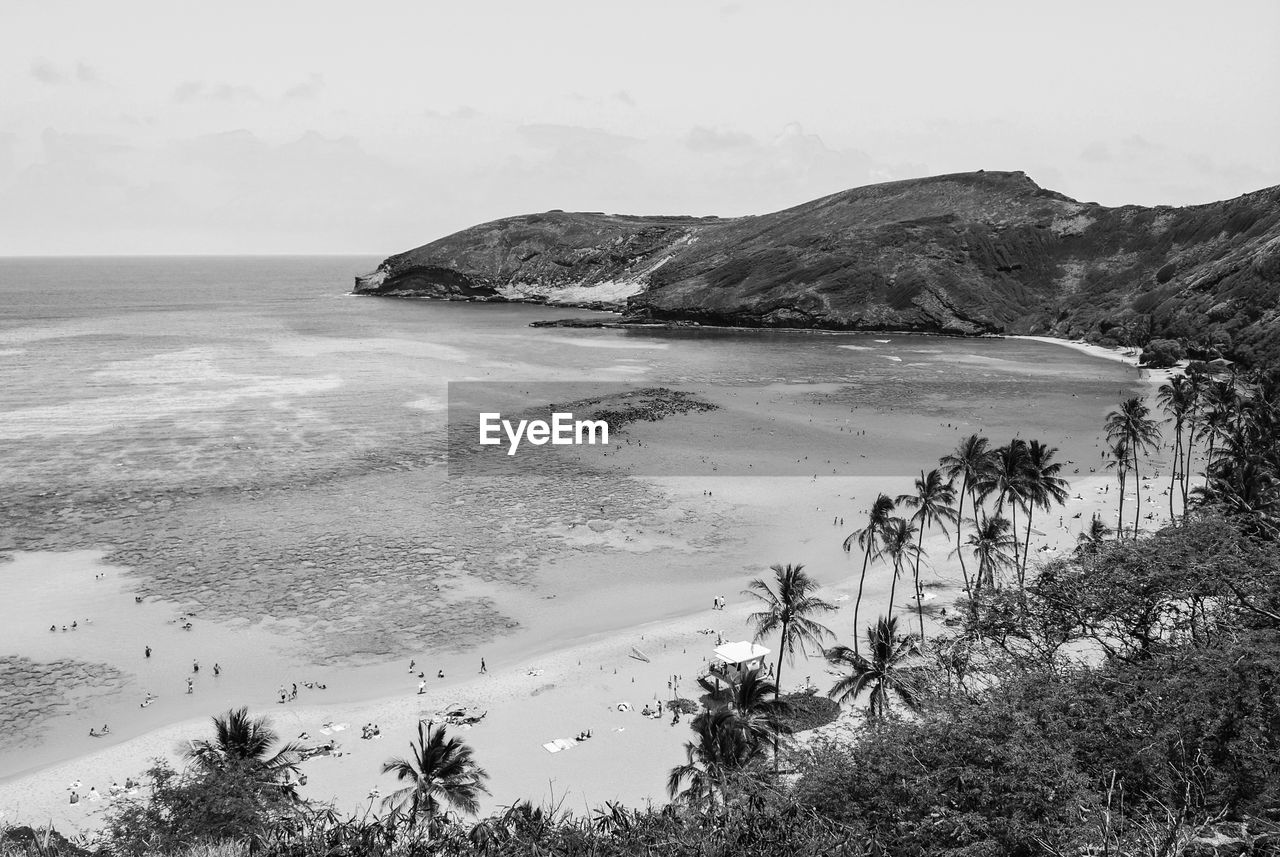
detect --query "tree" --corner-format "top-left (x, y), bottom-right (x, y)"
top-left (977, 440), bottom-right (1030, 577)
top-left (939, 434), bottom-right (994, 600)
top-left (1105, 397), bottom-right (1162, 538)
top-left (667, 709), bottom-right (757, 814)
top-left (743, 563), bottom-right (835, 772)
top-left (1158, 375), bottom-right (1194, 523)
top-left (896, 468), bottom-right (958, 643)
top-left (1076, 514), bottom-right (1111, 554)
top-left (184, 707), bottom-right (301, 786)
top-left (381, 721), bottom-right (489, 826)
top-left (1017, 440), bottom-right (1070, 587)
top-left (697, 667), bottom-right (793, 753)
top-left (877, 517), bottom-right (922, 626)
top-left (957, 514), bottom-right (1018, 592)
top-left (824, 615), bottom-right (921, 721)
top-left (1106, 438), bottom-right (1131, 539)
top-left (843, 493), bottom-right (895, 655)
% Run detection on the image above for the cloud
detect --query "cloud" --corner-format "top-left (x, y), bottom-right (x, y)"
top-left (516, 123), bottom-right (639, 154)
top-left (685, 126), bottom-right (755, 152)
top-left (172, 81), bottom-right (263, 103)
top-left (1081, 141), bottom-right (1111, 163)
top-left (283, 73), bottom-right (324, 100)
top-left (28, 58), bottom-right (101, 86)
top-left (30, 58), bottom-right (67, 84)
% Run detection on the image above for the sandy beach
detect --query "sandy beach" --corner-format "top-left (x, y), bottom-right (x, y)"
top-left (0, 331), bottom-right (1180, 835)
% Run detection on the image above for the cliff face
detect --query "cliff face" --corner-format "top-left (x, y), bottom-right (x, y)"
top-left (355, 171), bottom-right (1280, 364)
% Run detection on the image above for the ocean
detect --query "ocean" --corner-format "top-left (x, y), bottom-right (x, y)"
top-left (0, 256), bottom-right (1142, 783)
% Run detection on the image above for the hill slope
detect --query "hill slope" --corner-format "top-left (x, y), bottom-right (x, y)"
top-left (355, 171), bottom-right (1280, 365)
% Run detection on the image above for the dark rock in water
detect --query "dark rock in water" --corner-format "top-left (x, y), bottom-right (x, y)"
top-left (355, 171), bottom-right (1280, 365)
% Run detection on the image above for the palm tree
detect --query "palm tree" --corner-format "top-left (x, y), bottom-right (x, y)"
top-left (1182, 372), bottom-right (1205, 505)
top-left (1105, 438), bottom-right (1131, 539)
top-left (976, 440), bottom-right (1030, 574)
top-left (825, 616), bottom-right (921, 721)
top-left (696, 667), bottom-right (792, 752)
top-left (896, 469), bottom-right (958, 643)
top-left (956, 514), bottom-right (1018, 592)
top-left (877, 517), bottom-right (922, 626)
top-left (939, 434), bottom-right (993, 599)
top-left (1105, 397), bottom-right (1162, 538)
top-left (743, 563), bottom-right (834, 772)
top-left (381, 721), bottom-right (489, 825)
top-left (743, 563), bottom-right (834, 698)
top-left (1075, 514), bottom-right (1111, 555)
top-left (1017, 440), bottom-right (1070, 587)
top-left (184, 707), bottom-right (302, 786)
top-left (1158, 375), bottom-right (1194, 522)
top-left (1197, 379), bottom-right (1236, 492)
top-left (842, 493), bottom-right (895, 654)
top-left (667, 709), bottom-right (756, 814)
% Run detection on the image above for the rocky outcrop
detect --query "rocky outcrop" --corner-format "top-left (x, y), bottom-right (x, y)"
top-left (355, 171), bottom-right (1280, 365)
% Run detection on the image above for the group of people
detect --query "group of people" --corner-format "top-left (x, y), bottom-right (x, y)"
top-left (360, 723), bottom-right (382, 739)
top-left (67, 777), bottom-right (139, 805)
top-left (711, 595), bottom-right (727, 611)
top-left (48, 619), bottom-right (86, 632)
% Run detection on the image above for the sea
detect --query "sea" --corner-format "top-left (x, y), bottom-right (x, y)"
top-left (0, 255), bottom-right (1143, 781)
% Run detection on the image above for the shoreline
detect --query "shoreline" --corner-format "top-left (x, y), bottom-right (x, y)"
top-left (0, 334), bottom-right (1152, 835)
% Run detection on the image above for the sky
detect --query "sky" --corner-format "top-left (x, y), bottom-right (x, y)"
top-left (2, 0), bottom-right (1278, 255)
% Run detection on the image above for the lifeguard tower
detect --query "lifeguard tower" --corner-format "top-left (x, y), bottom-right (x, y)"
top-left (706, 640), bottom-right (770, 690)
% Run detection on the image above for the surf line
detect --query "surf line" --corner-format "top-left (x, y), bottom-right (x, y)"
top-left (479, 412), bottom-right (610, 456)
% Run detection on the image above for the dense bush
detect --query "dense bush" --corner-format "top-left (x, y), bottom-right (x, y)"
top-left (1140, 337), bottom-right (1186, 367)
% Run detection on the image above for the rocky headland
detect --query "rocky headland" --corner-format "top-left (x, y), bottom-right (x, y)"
top-left (355, 171), bottom-right (1280, 365)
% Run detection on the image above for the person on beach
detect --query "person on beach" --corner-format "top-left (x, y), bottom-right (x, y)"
top-left (102, 724), bottom-right (110, 734)
top-left (193, 660), bottom-right (199, 673)
top-left (186, 678), bottom-right (193, 694)
top-left (437, 669), bottom-right (444, 679)
top-left (409, 659), bottom-right (415, 672)
top-left (89, 728), bottom-right (99, 737)
top-left (145, 645), bottom-right (151, 658)
top-left (213, 663), bottom-right (221, 676)
top-left (417, 680), bottom-right (426, 695)
top-left (480, 658), bottom-right (487, 673)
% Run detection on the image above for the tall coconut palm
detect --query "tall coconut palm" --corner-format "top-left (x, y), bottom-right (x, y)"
top-left (895, 469), bottom-right (957, 642)
top-left (1105, 437), bottom-right (1131, 539)
top-left (696, 668), bottom-right (793, 754)
top-left (1075, 514), bottom-right (1111, 555)
top-left (939, 434), bottom-right (993, 599)
top-left (1182, 372), bottom-right (1205, 505)
top-left (184, 707), bottom-right (302, 786)
top-left (667, 709), bottom-right (756, 814)
top-left (955, 514), bottom-right (1018, 592)
top-left (1017, 440), bottom-right (1070, 587)
top-left (1158, 375), bottom-right (1194, 523)
top-left (976, 440), bottom-right (1030, 573)
top-left (743, 563), bottom-right (834, 700)
top-left (1105, 397), bottom-right (1162, 538)
top-left (381, 721), bottom-right (489, 825)
top-left (842, 493), bottom-right (895, 654)
top-left (1197, 380), bottom-right (1236, 492)
top-left (877, 517), bottom-right (922, 625)
top-left (825, 615), bottom-right (921, 722)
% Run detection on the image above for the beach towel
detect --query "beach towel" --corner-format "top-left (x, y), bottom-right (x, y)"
top-left (542, 738), bottom-right (576, 753)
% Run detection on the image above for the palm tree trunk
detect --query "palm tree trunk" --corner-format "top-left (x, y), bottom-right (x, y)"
top-left (853, 544), bottom-right (871, 656)
top-left (913, 526), bottom-right (926, 644)
top-left (1132, 446), bottom-right (1142, 539)
top-left (887, 559), bottom-right (901, 623)
top-left (1182, 417), bottom-right (1196, 506)
top-left (1009, 499), bottom-right (1020, 580)
top-left (1116, 471), bottom-right (1126, 538)
top-left (1169, 426), bottom-right (1182, 524)
top-left (1021, 504), bottom-right (1035, 591)
top-left (1203, 436), bottom-right (1216, 491)
top-left (773, 620), bottom-right (786, 776)
top-left (955, 475), bottom-right (972, 597)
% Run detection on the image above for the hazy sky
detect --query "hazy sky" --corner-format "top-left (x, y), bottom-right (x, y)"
top-left (3, 0), bottom-right (1278, 255)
